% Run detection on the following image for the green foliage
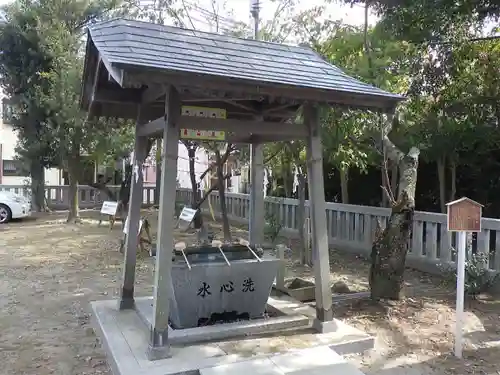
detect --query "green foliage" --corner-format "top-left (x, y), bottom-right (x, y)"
top-left (264, 204), bottom-right (283, 245)
top-left (0, 1), bottom-right (60, 168)
top-left (341, 0), bottom-right (498, 43)
top-left (442, 244), bottom-right (499, 297)
top-left (0, 0), bottom-right (134, 173)
top-left (175, 200), bottom-right (184, 218)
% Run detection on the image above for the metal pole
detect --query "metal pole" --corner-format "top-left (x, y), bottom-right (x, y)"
top-left (250, 0), bottom-right (260, 40)
top-left (248, 0), bottom-right (261, 239)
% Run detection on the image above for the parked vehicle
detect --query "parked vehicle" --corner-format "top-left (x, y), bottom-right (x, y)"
top-left (0, 191), bottom-right (31, 224)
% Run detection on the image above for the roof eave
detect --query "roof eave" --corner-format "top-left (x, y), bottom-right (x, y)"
top-left (79, 33), bottom-right (93, 111)
top-left (109, 61), bottom-right (404, 110)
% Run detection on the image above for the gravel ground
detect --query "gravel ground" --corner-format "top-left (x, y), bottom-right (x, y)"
top-left (1, 211), bottom-right (499, 375)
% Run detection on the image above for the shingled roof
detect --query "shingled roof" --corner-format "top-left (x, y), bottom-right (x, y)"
top-left (84, 18), bottom-right (404, 111)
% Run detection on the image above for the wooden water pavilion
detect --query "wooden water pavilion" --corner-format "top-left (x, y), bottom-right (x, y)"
top-left (80, 18), bottom-right (404, 360)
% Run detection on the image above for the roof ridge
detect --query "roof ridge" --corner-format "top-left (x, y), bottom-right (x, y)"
top-left (87, 17), bottom-right (123, 30)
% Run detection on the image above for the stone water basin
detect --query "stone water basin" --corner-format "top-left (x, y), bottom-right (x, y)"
top-left (168, 244), bottom-right (280, 329)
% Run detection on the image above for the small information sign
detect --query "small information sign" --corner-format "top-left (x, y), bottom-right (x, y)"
top-left (446, 197), bottom-right (483, 360)
top-left (180, 129), bottom-right (226, 141)
top-left (123, 217), bottom-right (144, 235)
top-left (100, 201), bottom-right (119, 216)
top-left (178, 206), bottom-right (197, 229)
top-left (447, 197), bottom-right (483, 232)
top-left (180, 105), bottom-right (227, 141)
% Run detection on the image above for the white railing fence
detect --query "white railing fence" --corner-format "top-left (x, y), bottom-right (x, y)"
top-left (2, 184), bottom-right (500, 275)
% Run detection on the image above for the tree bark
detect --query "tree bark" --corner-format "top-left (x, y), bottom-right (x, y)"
top-left (66, 150), bottom-right (81, 224)
top-left (369, 133), bottom-right (420, 300)
top-left (283, 162), bottom-right (294, 198)
top-left (390, 162), bottom-right (399, 197)
top-left (215, 149), bottom-right (231, 242)
top-left (449, 158), bottom-right (456, 201)
top-left (188, 145), bottom-right (203, 229)
top-left (437, 155), bottom-right (446, 213)
top-left (339, 167), bottom-right (349, 204)
top-left (381, 157), bottom-right (389, 207)
top-left (30, 160), bottom-right (46, 212)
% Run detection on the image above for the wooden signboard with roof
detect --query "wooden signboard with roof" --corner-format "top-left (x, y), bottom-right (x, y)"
top-left (446, 197), bottom-right (483, 232)
top-left (445, 196), bottom-right (483, 360)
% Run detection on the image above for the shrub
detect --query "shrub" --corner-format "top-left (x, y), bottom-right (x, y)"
top-left (264, 209), bottom-right (283, 245)
top-left (442, 241), bottom-right (498, 298)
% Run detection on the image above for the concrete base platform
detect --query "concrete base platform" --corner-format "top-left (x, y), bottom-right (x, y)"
top-left (135, 297), bottom-right (309, 345)
top-left (91, 294), bottom-right (374, 375)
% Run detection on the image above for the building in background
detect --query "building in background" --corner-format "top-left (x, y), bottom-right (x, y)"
top-left (0, 99), bottom-right (61, 185)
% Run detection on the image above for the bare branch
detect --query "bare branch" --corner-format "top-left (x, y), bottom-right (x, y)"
top-left (181, 0), bottom-right (196, 29)
top-left (264, 144), bottom-right (285, 164)
top-left (198, 143), bottom-right (234, 181)
top-left (195, 173), bottom-right (231, 209)
top-left (210, 0), bottom-right (219, 33)
top-left (380, 185), bottom-right (396, 206)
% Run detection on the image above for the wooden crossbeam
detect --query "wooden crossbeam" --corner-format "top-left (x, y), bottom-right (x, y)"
top-left (137, 116), bottom-right (307, 138)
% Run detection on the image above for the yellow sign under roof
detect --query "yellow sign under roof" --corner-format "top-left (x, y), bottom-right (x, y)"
top-left (180, 105), bottom-right (227, 141)
top-left (180, 129), bottom-right (226, 141)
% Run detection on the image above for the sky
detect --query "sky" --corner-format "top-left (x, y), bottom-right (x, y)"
top-left (0, 0), bottom-right (374, 100)
top-left (188, 0), bottom-right (376, 32)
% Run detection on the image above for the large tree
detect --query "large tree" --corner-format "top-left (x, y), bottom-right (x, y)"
top-left (0, 0), bottom-right (133, 220)
top-left (0, 1), bottom-right (60, 210)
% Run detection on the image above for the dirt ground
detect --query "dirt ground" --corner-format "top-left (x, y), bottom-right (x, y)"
top-left (0, 211), bottom-right (499, 375)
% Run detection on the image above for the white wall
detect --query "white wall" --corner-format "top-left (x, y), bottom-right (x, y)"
top-left (0, 120), bottom-right (18, 159)
top-left (0, 121), bottom-right (61, 185)
top-left (176, 143), bottom-right (210, 189)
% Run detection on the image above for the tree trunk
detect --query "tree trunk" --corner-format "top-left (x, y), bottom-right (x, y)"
top-left (369, 137), bottom-right (420, 300)
top-left (283, 163), bottom-right (294, 198)
top-left (66, 152), bottom-right (81, 224)
top-left (437, 155), bottom-right (446, 213)
top-left (390, 162), bottom-right (399, 197)
top-left (339, 167), bottom-right (349, 204)
top-left (30, 160), bottom-right (46, 212)
top-left (119, 139), bottom-right (154, 217)
top-left (381, 158), bottom-right (389, 207)
top-left (188, 146), bottom-right (203, 229)
top-left (215, 150), bottom-right (231, 242)
top-left (154, 138), bottom-right (162, 206)
top-left (449, 158), bottom-right (456, 202)
top-left (297, 172), bottom-right (307, 265)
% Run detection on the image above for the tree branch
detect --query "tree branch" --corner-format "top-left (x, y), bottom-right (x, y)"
top-left (181, 0), bottom-right (196, 29)
top-left (199, 143), bottom-right (234, 182)
top-left (194, 172), bottom-right (231, 209)
top-left (264, 144), bottom-right (285, 164)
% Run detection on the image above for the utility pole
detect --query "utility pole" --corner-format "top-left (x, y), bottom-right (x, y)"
top-left (247, 0), bottom-right (261, 193)
top-left (250, 0), bottom-right (260, 40)
top-left (248, 0), bottom-right (265, 245)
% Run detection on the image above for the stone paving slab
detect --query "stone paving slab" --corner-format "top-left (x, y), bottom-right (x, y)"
top-left (91, 298), bottom-right (374, 375)
top-left (200, 346), bottom-right (367, 375)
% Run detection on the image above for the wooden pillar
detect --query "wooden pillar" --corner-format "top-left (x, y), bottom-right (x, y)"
top-left (147, 86), bottom-right (180, 360)
top-left (119, 107), bottom-right (148, 310)
top-left (249, 114), bottom-right (265, 245)
top-left (249, 142), bottom-right (265, 245)
top-left (304, 103), bottom-right (335, 333)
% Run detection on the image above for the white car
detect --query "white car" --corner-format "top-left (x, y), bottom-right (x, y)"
top-left (0, 191), bottom-right (31, 224)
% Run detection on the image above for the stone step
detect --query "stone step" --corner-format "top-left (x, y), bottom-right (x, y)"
top-left (200, 346), bottom-right (367, 375)
top-left (200, 357), bottom-right (283, 375)
top-left (286, 363), bottom-right (366, 375)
